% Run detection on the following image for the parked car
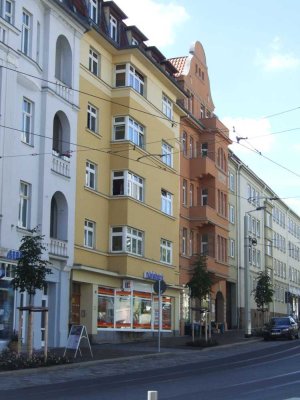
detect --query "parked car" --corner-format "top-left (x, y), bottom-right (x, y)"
top-left (263, 316), bottom-right (299, 340)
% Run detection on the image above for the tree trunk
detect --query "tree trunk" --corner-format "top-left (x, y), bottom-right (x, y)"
top-left (27, 295), bottom-right (34, 359)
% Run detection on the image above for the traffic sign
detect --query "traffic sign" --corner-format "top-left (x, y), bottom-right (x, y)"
top-left (153, 279), bottom-right (167, 294)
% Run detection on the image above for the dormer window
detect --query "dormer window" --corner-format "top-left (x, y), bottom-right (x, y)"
top-left (109, 14), bottom-right (118, 41)
top-left (115, 63), bottom-right (145, 96)
top-left (131, 37), bottom-right (139, 46)
top-left (88, 0), bottom-right (98, 23)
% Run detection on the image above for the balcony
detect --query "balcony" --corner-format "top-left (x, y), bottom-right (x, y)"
top-left (189, 204), bottom-right (217, 227)
top-left (49, 238), bottom-right (68, 258)
top-left (52, 151), bottom-right (70, 178)
top-left (54, 80), bottom-right (73, 103)
top-left (190, 155), bottom-right (216, 179)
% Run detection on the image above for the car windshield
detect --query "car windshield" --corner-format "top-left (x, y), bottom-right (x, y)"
top-left (271, 318), bottom-right (290, 326)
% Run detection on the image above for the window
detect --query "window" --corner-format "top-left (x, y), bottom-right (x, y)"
top-left (182, 132), bottom-right (187, 156)
top-left (113, 116), bottom-right (144, 148)
top-left (200, 104), bottom-right (205, 118)
top-left (111, 226), bottom-right (143, 256)
top-left (131, 37), bottom-right (139, 46)
top-left (36, 21), bottom-right (40, 64)
top-left (85, 161), bottom-right (97, 190)
top-left (112, 171), bottom-right (144, 201)
top-left (182, 180), bottom-right (187, 206)
top-left (182, 228), bottom-right (187, 255)
top-left (22, 98), bottom-right (33, 145)
top-left (18, 181), bottom-right (30, 229)
top-left (3, 0), bottom-right (13, 23)
top-left (229, 239), bottom-right (235, 258)
top-left (88, 0), bottom-right (98, 23)
top-left (189, 231), bottom-right (194, 256)
top-left (109, 14), bottom-right (118, 41)
top-left (201, 188), bottom-right (208, 206)
top-left (87, 103), bottom-right (98, 133)
top-left (160, 239), bottom-right (172, 264)
top-left (201, 234), bottom-right (208, 255)
top-left (189, 184), bottom-right (194, 207)
top-left (189, 137), bottom-right (194, 158)
top-left (161, 142), bottom-right (173, 167)
top-left (266, 212), bottom-right (272, 228)
top-left (266, 240), bottom-right (272, 256)
top-left (201, 143), bottom-right (208, 157)
top-left (162, 94), bottom-right (173, 119)
top-left (115, 64), bottom-right (145, 96)
top-left (84, 220), bottom-right (95, 248)
top-left (89, 48), bottom-right (99, 76)
top-left (21, 9), bottom-right (31, 56)
top-left (161, 190), bottom-right (172, 215)
top-left (229, 205), bottom-right (235, 224)
top-left (229, 172), bottom-right (235, 192)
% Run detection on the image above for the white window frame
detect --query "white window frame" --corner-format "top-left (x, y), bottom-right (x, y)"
top-left (229, 204), bottom-right (235, 224)
top-left (162, 94), bottom-right (173, 119)
top-left (161, 189), bottom-right (173, 215)
top-left (112, 170), bottom-right (144, 202)
top-left (182, 180), bottom-right (187, 206)
top-left (111, 226), bottom-right (143, 256)
top-left (201, 234), bottom-right (208, 255)
top-left (201, 188), bottom-right (208, 206)
top-left (113, 116), bottom-right (144, 148)
top-left (182, 228), bottom-right (187, 255)
top-left (229, 239), bottom-right (235, 258)
top-left (161, 141), bottom-right (173, 167)
top-left (229, 172), bottom-right (235, 192)
top-left (160, 239), bottom-right (172, 264)
top-left (21, 9), bottom-right (31, 56)
top-left (109, 14), bottom-right (118, 41)
top-left (18, 181), bottom-right (30, 229)
top-left (22, 98), bottom-right (33, 145)
top-left (84, 219), bottom-right (95, 248)
top-left (88, 0), bottom-right (98, 23)
top-left (85, 161), bottom-right (97, 190)
top-left (115, 64), bottom-right (145, 95)
top-left (4, 0), bottom-right (13, 23)
top-left (87, 103), bottom-right (98, 133)
top-left (89, 47), bottom-right (99, 76)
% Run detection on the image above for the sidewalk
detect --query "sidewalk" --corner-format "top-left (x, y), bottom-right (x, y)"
top-left (64, 329), bottom-right (260, 363)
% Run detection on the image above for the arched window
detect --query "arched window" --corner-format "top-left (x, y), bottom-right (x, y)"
top-left (50, 192), bottom-right (68, 241)
top-left (52, 111), bottom-right (70, 157)
top-left (55, 35), bottom-right (72, 86)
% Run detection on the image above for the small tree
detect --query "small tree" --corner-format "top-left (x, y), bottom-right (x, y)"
top-left (253, 271), bottom-right (274, 327)
top-left (187, 255), bottom-right (212, 340)
top-left (11, 227), bottom-right (52, 357)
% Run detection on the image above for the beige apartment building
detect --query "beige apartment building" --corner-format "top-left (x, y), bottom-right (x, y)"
top-left (71, 1), bottom-right (186, 341)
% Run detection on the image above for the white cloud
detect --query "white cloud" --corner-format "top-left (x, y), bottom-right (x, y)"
top-left (223, 117), bottom-right (274, 154)
top-left (114, 0), bottom-right (189, 48)
top-left (256, 37), bottom-right (300, 71)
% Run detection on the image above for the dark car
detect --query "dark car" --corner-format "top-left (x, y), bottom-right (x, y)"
top-left (263, 316), bottom-right (299, 340)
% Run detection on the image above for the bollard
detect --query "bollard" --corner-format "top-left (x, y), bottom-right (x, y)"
top-left (147, 390), bottom-right (158, 400)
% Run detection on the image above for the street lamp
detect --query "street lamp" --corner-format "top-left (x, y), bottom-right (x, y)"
top-left (244, 206), bottom-right (266, 338)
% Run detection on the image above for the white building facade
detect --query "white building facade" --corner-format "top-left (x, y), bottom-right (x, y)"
top-left (0, 0), bottom-right (87, 349)
top-left (229, 151), bottom-right (300, 331)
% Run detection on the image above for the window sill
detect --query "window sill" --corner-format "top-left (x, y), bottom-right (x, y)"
top-left (16, 226), bottom-right (33, 235)
top-left (85, 127), bottom-right (101, 139)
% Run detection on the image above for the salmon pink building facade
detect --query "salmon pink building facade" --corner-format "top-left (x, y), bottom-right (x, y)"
top-left (170, 42), bottom-right (233, 329)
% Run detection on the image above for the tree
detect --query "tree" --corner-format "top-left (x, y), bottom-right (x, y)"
top-left (11, 227), bottom-right (52, 357)
top-left (187, 255), bottom-right (212, 303)
top-left (187, 255), bottom-right (212, 341)
top-left (253, 271), bottom-right (274, 327)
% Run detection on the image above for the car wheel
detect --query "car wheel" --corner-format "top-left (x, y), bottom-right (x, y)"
top-left (289, 333), bottom-right (295, 340)
top-left (296, 332), bottom-right (299, 339)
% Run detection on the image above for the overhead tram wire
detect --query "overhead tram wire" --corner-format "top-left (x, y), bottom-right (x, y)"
top-left (2, 65), bottom-right (300, 140)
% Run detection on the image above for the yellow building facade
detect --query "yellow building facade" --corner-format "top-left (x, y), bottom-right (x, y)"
top-left (72, 2), bottom-right (186, 341)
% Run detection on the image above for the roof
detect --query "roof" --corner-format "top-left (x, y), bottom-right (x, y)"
top-left (168, 57), bottom-right (188, 77)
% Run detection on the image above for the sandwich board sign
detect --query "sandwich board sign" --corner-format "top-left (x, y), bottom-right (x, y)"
top-left (63, 325), bottom-right (93, 358)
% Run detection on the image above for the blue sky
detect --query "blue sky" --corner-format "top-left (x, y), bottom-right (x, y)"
top-left (115, 0), bottom-right (300, 213)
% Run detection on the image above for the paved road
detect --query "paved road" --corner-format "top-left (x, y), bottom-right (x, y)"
top-left (2, 339), bottom-right (300, 399)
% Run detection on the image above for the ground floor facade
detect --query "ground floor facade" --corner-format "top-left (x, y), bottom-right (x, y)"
top-left (71, 267), bottom-right (181, 342)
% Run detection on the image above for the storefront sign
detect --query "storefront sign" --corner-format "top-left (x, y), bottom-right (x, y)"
top-left (144, 271), bottom-right (163, 281)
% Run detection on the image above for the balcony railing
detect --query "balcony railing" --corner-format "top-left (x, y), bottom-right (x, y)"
top-left (52, 150), bottom-right (70, 178)
top-left (54, 80), bottom-right (73, 103)
top-left (50, 238), bottom-right (68, 258)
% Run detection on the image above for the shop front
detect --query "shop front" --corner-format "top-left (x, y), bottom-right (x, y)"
top-left (72, 268), bottom-right (180, 342)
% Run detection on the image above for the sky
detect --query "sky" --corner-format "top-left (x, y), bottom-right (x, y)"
top-left (114, 0), bottom-right (300, 214)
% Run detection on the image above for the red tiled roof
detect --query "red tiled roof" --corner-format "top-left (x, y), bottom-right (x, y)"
top-left (168, 56), bottom-right (187, 77)
top-left (70, 0), bottom-right (88, 16)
